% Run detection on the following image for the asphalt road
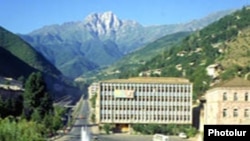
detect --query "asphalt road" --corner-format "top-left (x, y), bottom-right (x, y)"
top-left (56, 99), bottom-right (91, 141)
top-left (55, 99), bottom-right (195, 141)
top-left (97, 135), bottom-right (189, 141)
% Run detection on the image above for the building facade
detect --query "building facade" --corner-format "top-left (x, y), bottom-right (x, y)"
top-left (88, 82), bottom-right (99, 99)
top-left (204, 77), bottom-right (250, 125)
top-left (95, 77), bottom-right (193, 131)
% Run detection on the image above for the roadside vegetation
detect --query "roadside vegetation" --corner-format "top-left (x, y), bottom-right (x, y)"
top-left (89, 92), bottom-right (97, 123)
top-left (90, 92), bottom-right (97, 109)
top-left (131, 124), bottom-right (197, 137)
top-left (0, 72), bottom-right (67, 140)
top-left (103, 123), bottom-right (113, 134)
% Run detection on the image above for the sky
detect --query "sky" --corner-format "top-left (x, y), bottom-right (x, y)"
top-left (0, 0), bottom-right (249, 34)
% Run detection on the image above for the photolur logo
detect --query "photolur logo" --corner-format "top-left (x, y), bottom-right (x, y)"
top-left (208, 129), bottom-right (247, 136)
top-left (204, 125), bottom-right (250, 141)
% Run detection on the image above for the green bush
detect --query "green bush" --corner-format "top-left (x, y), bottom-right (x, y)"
top-left (131, 124), bottom-right (198, 136)
top-left (90, 93), bottom-right (97, 108)
top-left (0, 117), bottom-right (45, 141)
top-left (103, 123), bottom-right (112, 134)
top-left (91, 113), bottom-right (96, 123)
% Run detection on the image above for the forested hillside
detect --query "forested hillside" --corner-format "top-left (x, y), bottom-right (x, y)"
top-left (87, 31), bottom-right (191, 81)
top-left (120, 6), bottom-right (250, 99)
top-left (0, 26), bottom-right (61, 78)
top-left (0, 47), bottom-right (37, 78)
top-left (0, 26), bottom-right (81, 100)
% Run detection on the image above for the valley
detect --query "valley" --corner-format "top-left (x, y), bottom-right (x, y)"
top-left (0, 4), bottom-right (250, 141)
top-left (19, 10), bottom-right (234, 79)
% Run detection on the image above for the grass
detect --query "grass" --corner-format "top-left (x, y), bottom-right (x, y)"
top-left (218, 27), bottom-right (250, 68)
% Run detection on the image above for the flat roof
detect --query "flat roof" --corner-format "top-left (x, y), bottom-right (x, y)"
top-left (101, 77), bottom-right (191, 84)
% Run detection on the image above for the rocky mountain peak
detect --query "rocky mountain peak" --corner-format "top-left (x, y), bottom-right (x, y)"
top-left (84, 11), bottom-right (122, 35)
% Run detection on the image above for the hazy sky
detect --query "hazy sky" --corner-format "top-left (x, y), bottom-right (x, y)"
top-left (0, 0), bottom-right (249, 34)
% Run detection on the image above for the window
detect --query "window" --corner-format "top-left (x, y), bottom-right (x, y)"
top-left (176, 116), bottom-right (179, 121)
top-left (233, 109), bottom-right (238, 117)
top-left (223, 109), bottom-right (227, 117)
top-left (223, 92), bottom-right (227, 101)
top-left (245, 109), bottom-right (249, 118)
top-left (234, 93), bottom-right (238, 101)
top-left (245, 93), bottom-right (249, 101)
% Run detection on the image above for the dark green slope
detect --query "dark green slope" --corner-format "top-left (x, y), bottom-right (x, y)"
top-left (0, 26), bottom-right (61, 77)
top-left (0, 26), bottom-right (82, 101)
top-left (0, 47), bottom-right (37, 78)
top-left (121, 31), bottom-right (192, 63)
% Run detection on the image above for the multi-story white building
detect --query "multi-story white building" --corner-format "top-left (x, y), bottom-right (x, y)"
top-left (95, 77), bottom-right (193, 132)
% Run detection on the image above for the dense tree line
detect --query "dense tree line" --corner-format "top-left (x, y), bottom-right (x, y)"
top-left (131, 124), bottom-right (197, 137)
top-left (0, 72), bottom-right (66, 140)
top-left (23, 72), bottom-right (53, 120)
top-left (0, 117), bottom-right (45, 141)
top-left (0, 95), bottom-right (23, 118)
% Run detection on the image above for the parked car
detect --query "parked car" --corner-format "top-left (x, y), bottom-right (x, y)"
top-left (179, 132), bottom-right (187, 139)
top-left (93, 135), bottom-right (99, 141)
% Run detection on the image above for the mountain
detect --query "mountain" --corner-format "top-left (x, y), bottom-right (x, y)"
top-left (0, 47), bottom-right (37, 78)
top-left (0, 26), bottom-right (61, 77)
top-left (113, 6), bottom-right (250, 100)
top-left (0, 26), bottom-right (81, 101)
top-left (88, 31), bottom-right (192, 81)
top-left (20, 10), bottom-right (235, 79)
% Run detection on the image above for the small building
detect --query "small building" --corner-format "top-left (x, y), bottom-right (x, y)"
top-left (95, 77), bottom-right (193, 132)
top-left (204, 77), bottom-right (250, 125)
top-left (0, 77), bottom-right (23, 99)
top-left (206, 64), bottom-right (223, 79)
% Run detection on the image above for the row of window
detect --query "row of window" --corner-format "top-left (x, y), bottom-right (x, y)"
top-left (101, 96), bottom-right (191, 102)
top-left (101, 103), bottom-right (190, 107)
top-left (101, 111), bottom-right (190, 115)
top-left (101, 101), bottom-right (190, 105)
top-left (222, 108), bottom-right (250, 117)
top-left (101, 86), bottom-right (191, 92)
top-left (101, 92), bottom-right (191, 96)
top-left (100, 106), bottom-right (191, 111)
top-left (101, 100), bottom-right (191, 104)
top-left (101, 115), bottom-right (191, 121)
top-left (101, 89), bottom-right (191, 93)
top-left (223, 92), bottom-right (249, 101)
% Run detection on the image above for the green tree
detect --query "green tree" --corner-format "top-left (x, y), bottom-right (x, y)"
top-left (42, 114), bottom-right (54, 135)
top-left (103, 123), bottom-right (112, 134)
top-left (185, 126), bottom-right (198, 137)
top-left (147, 124), bottom-right (161, 134)
top-left (0, 117), bottom-right (45, 141)
top-left (0, 95), bottom-right (23, 119)
top-left (52, 105), bottom-right (66, 131)
top-left (90, 93), bottom-right (97, 108)
top-left (22, 72), bottom-right (53, 121)
top-left (91, 113), bottom-right (96, 123)
top-left (0, 96), bottom-right (5, 117)
top-left (131, 124), bottom-right (144, 133)
top-left (31, 109), bottom-right (42, 122)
